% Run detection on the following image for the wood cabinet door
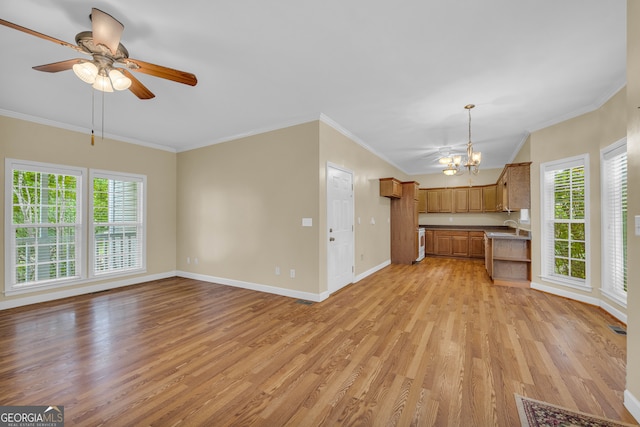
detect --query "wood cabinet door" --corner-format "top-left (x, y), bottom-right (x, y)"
top-left (434, 233), bottom-right (452, 255)
top-left (439, 189), bottom-right (453, 212)
top-left (505, 164), bottom-right (531, 210)
top-left (418, 189), bottom-right (427, 213)
top-left (426, 190), bottom-right (440, 213)
top-left (482, 185), bottom-right (496, 212)
top-left (469, 232), bottom-right (485, 258)
top-left (425, 230), bottom-right (434, 254)
top-left (468, 187), bottom-right (482, 212)
top-left (451, 234), bottom-right (469, 257)
top-left (453, 188), bottom-right (469, 212)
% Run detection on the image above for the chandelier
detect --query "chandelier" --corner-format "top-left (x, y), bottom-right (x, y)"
top-left (443, 104), bottom-right (482, 175)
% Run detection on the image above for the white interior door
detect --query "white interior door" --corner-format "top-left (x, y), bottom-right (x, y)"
top-left (327, 163), bottom-right (354, 293)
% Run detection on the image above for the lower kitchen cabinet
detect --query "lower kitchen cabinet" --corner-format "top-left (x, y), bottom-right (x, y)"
top-left (469, 231), bottom-right (485, 258)
top-left (484, 235), bottom-right (531, 286)
top-left (429, 230), bottom-right (484, 258)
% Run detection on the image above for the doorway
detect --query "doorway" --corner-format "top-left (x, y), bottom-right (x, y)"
top-left (326, 163), bottom-right (354, 294)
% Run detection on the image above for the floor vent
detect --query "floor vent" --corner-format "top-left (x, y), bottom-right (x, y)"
top-left (295, 299), bottom-right (313, 305)
top-left (609, 325), bottom-right (627, 335)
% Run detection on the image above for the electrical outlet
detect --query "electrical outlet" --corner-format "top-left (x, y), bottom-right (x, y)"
top-left (194, 258), bottom-right (199, 265)
top-left (187, 257), bottom-right (190, 264)
top-left (290, 269), bottom-right (295, 278)
top-left (275, 266), bottom-right (280, 275)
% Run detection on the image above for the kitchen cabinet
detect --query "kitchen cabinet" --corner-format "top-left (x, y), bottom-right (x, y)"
top-left (468, 187), bottom-right (483, 212)
top-left (420, 163), bottom-right (530, 214)
top-left (482, 185), bottom-right (496, 212)
top-left (426, 188), bottom-right (452, 213)
top-left (379, 178), bottom-right (402, 198)
top-left (497, 163), bottom-right (531, 212)
top-left (469, 231), bottom-right (485, 258)
top-left (418, 189), bottom-right (427, 213)
top-left (453, 188), bottom-right (469, 213)
top-left (390, 181), bottom-right (420, 264)
top-left (484, 233), bottom-right (531, 287)
top-left (425, 229), bottom-right (435, 255)
top-left (434, 230), bottom-right (469, 257)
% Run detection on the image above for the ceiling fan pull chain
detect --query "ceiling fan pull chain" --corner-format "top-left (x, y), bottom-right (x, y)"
top-left (102, 89), bottom-right (105, 141)
top-left (91, 88), bottom-right (95, 146)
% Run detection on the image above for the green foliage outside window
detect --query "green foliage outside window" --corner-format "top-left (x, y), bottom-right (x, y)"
top-left (12, 170), bottom-right (78, 284)
top-left (552, 166), bottom-right (585, 280)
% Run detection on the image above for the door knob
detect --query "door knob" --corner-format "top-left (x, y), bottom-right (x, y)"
top-left (329, 237), bottom-right (335, 242)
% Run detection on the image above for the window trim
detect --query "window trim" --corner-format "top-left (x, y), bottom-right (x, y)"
top-left (89, 169), bottom-right (147, 279)
top-left (539, 154), bottom-right (591, 290)
top-left (600, 138), bottom-right (627, 307)
top-left (4, 158), bottom-right (87, 295)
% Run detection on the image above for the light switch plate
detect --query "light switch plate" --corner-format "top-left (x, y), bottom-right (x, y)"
top-left (302, 218), bottom-right (312, 227)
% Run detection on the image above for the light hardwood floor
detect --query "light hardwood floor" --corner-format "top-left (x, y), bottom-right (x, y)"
top-left (0, 257), bottom-right (635, 426)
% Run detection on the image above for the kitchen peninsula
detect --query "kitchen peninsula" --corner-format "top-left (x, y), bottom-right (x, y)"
top-left (420, 224), bottom-right (532, 287)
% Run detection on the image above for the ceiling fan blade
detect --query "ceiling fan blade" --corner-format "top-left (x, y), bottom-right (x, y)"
top-left (33, 59), bottom-right (82, 73)
top-left (0, 18), bottom-right (84, 53)
top-left (119, 69), bottom-right (155, 99)
top-left (90, 8), bottom-right (124, 55)
top-left (125, 58), bottom-right (198, 86)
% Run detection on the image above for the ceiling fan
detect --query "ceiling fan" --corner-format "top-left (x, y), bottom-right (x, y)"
top-left (423, 145), bottom-right (466, 165)
top-left (0, 8), bottom-right (197, 99)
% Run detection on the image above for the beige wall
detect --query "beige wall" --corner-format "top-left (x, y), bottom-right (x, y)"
top-left (318, 121), bottom-right (406, 283)
top-left (0, 115), bottom-right (177, 305)
top-left (527, 88), bottom-right (627, 309)
top-left (176, 120), bottom-right (407, 297)
top-left (176, 121), bottom-right (321, 294)
top-left (626, 0), bottom-right (640, 413)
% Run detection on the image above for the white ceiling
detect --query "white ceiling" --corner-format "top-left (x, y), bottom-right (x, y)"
top-left (0, 0), bottom-right (626, 174)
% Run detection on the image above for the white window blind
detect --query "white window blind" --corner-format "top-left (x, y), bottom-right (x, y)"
top-left (601, 139), bottom-right (627, 304)
top-left (5, 159), bottom-right (84, 293)
top-left (540, 155), bottom-right (589, 289)
top-left (90, 170), bottom-right (146, 277)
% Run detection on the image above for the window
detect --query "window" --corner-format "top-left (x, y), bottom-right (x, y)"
top-left (5, 159), bottom-right (84, 294)
top-left (90, 170), bottom-right (146, 277)
top-left (601, 139), bottom-right (627, 305)
top-left (540, 154), bottom-right (590, 289)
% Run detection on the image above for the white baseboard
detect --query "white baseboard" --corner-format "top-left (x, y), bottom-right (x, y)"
top-left (0, 271), bottom-right (177, 311)
top-left (624, 389), bottom-right (640, 424)
top-left (530, 281), bottom-right (627, 323)
top-left (176, 260), bottom-right (392, 303)
top-left (176, 271), bottom-right (329, 302)
top-left (354, 259), bottom-right (391, 283)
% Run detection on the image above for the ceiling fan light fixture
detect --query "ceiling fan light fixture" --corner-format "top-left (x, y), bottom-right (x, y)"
top-left (92, 71), bottom-right (113, 92)
top-left (72, 61), bottom-right (98, 84)
top-left (109, 68), bottom-right (131, 90)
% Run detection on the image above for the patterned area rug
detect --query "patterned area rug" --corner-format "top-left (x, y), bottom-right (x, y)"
top-left (515, 394), bottom-right (638, 427)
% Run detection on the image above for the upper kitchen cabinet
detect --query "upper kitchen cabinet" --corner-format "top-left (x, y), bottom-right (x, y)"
top-left (426, 188), bottom-right (453, 213)
top-left (453, 188), bottom-right (469, 213)
top-left (418, 189), bottom-right (427, 213)
top-left (482, 185), bottom-right (497, 213)
top-left (497, 163), bottom-right (531, 212)
top-left (379, 177), bottom-right (402, 198)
